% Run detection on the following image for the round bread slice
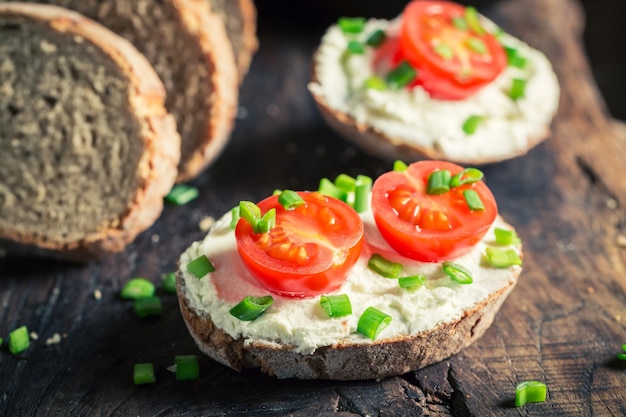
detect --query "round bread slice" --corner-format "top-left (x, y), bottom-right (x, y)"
top-left (0, 3), bottom-right (180, 261)
top-left (308, 14), bottom-right (560, 165)
top-left (176, 210), bottom-right (522, 380)
top-left (4, 0), bottom-right (240, 181)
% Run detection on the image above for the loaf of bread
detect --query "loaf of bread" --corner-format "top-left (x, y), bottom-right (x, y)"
top-left (0, 3), bottom-right (180, 261)
top-left (2, 0), bottom-right (244, 181)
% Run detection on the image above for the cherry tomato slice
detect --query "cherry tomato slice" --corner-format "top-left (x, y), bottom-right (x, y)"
top-left (371, 161), bottom-right (497, 262)
top-left (235, 192), bottom-right (364, 298)
top-left (397, 0), bottom-right (507, 100)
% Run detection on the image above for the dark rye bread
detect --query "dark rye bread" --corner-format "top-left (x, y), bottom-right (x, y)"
top-left (2, 0), bottom-right (240, 181)
top-left (0, 3), bottom-right (180, 261)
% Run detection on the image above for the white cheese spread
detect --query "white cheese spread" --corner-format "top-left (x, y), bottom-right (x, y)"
top-left (308, 17), bottom-right (560, 162)
top-left (179, 208), bottom-right (522, 355)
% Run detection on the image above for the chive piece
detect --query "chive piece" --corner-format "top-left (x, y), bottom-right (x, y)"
top-left (466, 37), bottom-right (487, 54)
top-left (353, 175), bottom-right (372, 213)
top-left (368, 253), bottom-right (403, 278)
top-left (366, 29), bottom-right (386, 47)
top-left (463, 189), bottom-right (485, 211)
top-left (433, 42), bottom-right (454, 60)
top-left (465, 6), bottom-right (485, 35)
top-left (617, 352), bottom-right (626, 361)
top-left (510, 78), bottom-right (526, 100)
top-left (462, 115), bottom-right (484, 135)
top-left (398, 274), bottom-right (426, 290)
top-left (427, 169), bottom-right (451, 195)
top-left (161, 272), bottom-right (177, 293)
top-left (319, 177), bottom-right (348, 202)
top-left (494, 227), bottom-right (520, 245)
top-left (450, 168), bottom-right (484, 187)
top-left (485, 247), bottom-right (522, 268)
top-left (443, 261), bottom-right (473, 284)
top-left (175, 355), bottom-right (200, 381)
top-left (347, 40), bottom-right (365, 54)
top-left (504, 45), bottom-right (527, 69)
top-left (452, 16), bottom-right (468, 30)
top-left (334, 174), bottom-right (356, 192)
top-left (134, 296), bottom-right (162, 318)
top-left (393, 160), bottom-right (408, 171)
top-left (256, 208), bottom-right (276, 233)
top-left (278, 190), bottom-right (304, 210)
top-left (320, 294), bottom-right (352, 317)
top-left (229, 295), bottom-right (274, 321)
top-left (187, 254), bottom-right (215, 279)
top-left (239, 201), bottom-right (261, 229)
top-left (121, 277), bottom-right (156, 300)
top-left (0, 337), bottom-right (3, 346)
top-left (9, 325), bottom-right (30, 354)
top-left (386, 61), bottom-right (417, 89)
top-left (133, 363), bottom-right (156, 385)
top-left (338, 17), bottom-right (365, 34)
top-left (515, 381), bottom-right (547, 407)
top-left (230, 206), bottom-right (241, 229)
top-left (357, 307), bottom-right (392, 340)
top-left (165, 184), bottom-right (199, 206)
top-left (364, 75), bottom-right (387, 91)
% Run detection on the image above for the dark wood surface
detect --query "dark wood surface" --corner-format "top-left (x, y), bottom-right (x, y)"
top-left (1, 0), bottom-right (625, 415)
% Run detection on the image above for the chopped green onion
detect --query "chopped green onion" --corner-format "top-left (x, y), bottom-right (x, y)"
top-left (462, 115), bottom-right (484, 135)
top-left (427, 169), bottom-right (451, 195)
top-left (466, 37), bottom-right (487, 54)
top-left (230, 206), bottom-right (240, 229)
top-left (393, 160), bottom-right (408, 171)
top-left (133, 363), bottom-right (156, 385)
top-left (134, 296), bottom-right (162, 318)
top-left (465, 6), bottom-right (485, 35)
top-left (175, 355), bottom-right (200, 381)
top-left (353, 175), bottom-right (372, 213)
top-left (510, 78), bottom-right (526, 100)
top-left (357, 307), bottom-right (392, 340)
top-left (504, 45), bottom-right (527, 69)
top-left (366, 29), bottom-right (386, 47)
top-left (485, 247), bottom-right (522, 268)
top-left (364, 75), bottom-right (387, 91)
top-left (463, 189), bottom-right (485, 211)
top-left (398, 274), bottom-right (426, 290)
top-left (386, 61), bottom-right (417, 89)
top-left (320, 294), bottom-right (352, 317)
top-left (443, 261), bottom-right (473, 284)
top-left (239, 201), bottom-right (261, 228)
top-left (161, 272), bottom-right (177, 293)
top-left (318, 177), bottom-right (348, 202)
top-left (433, 42), bottom-right (454, 60)
top-left (278, 190), bottom-right (304, 210)
top-left (368, 253), bottom-right (403, 278)
top-left (0, 337), bottom-right (3, 346)
top-left (334, 174), bottom-right (356, 192)
top-left (494, 227), bottom-right (520, 245)
top-left (121, 277), bottom-right (156, 300)
top-left (452, 16), bottom-right (468, 30)
top-left (229, 295), bottom-right (274, 321)
top-left (165, 184), bottom-right (199, 206)
top-left (515, 381), bottom-right (547, 407)
top-left (9, 325), bottom-right (30, 354)
top-left (347, 40), bottom-right (365, 54)
top-left (338, 17), bottom-right (365, 34)
top-left (256, 208), bottom-right (276, 233)
top-left (450, 168), bottom-right (484, 187)
top-left (187, 254), bottom-right (215, 279)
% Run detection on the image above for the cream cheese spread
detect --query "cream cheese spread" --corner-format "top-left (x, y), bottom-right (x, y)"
top-left (308, 17), bottom-right (560, 162)
top-left (179, 207), bottom-right (522, 355)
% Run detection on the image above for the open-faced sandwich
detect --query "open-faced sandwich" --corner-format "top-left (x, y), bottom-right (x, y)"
top-left (176, 161), bottom-right (523, 380)
top-left (309, 0), bottom-right (560, 165)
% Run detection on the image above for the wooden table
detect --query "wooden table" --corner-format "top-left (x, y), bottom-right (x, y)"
top-left (1, 0), bottom-right (625, 415)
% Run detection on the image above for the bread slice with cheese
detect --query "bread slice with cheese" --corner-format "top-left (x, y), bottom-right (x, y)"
top-left (176, 208), bottom-right (522, 380)
top-left (0, 3), bottom-right (180, 261)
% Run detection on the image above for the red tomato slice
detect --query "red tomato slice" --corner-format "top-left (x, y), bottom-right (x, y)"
top-left (371, 161), bottom-right (497, 262)
top-left (397, 0), bottom-right (507, 100)
top-left (235, 192), bottom-right (364, 298)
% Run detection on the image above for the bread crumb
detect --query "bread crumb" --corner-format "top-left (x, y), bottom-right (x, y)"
top-left (46, 333), bottom-right (62, 346)
top-left (586, 286), bottom-right (594, 294)
top-left (30, 332), bottom-right (39, 340)
top-left (94, 289), bottom-right (102, 300)
top-left (40, 40), bottom-right (57, 54)
top-left (151, 234), bottom-right (160, 244)
top-left (606, 198), bottom-right (618, 210)
top-left (199, 216), bottom-right (215, 232)
top-left (616, 235), bottom-right (626, 247)
top-left (616, 315), bottom-right (622, 322)
top-left (53, 288), bottom-right (60, 295)
top-left (237, 106), bottom-right (248, 119)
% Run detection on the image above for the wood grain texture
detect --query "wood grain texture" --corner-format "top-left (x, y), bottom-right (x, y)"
top-left (1, 0), bottom-right (625, 415)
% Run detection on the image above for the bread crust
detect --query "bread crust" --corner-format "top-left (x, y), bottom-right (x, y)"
top-left (0, 3), bottom-right (180, 261)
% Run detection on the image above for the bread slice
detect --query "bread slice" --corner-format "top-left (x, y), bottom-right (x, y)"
top-left (4, 0), bottom-right (240, 181)
top-left (176, 211), bottom-right (522, 380)
top-left (308, 15), bottom-right (560, 165)
top-left (0, 3), bottom-right (180, 261)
